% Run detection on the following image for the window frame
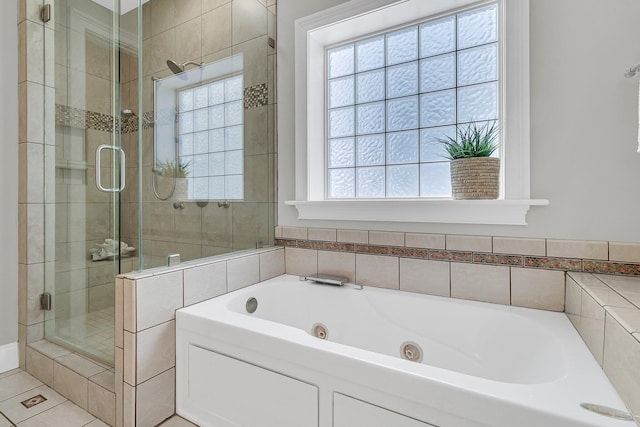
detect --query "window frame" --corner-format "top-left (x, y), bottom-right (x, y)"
top-left (287, 0), bottom-right (548, 225)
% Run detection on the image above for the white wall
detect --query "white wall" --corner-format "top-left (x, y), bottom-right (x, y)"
top-left (0, 0), bottom-right (19, 349)
top-left (277, 0), bottom-right (640, 242)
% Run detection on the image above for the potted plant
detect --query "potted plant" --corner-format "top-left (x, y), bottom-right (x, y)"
top-left (438, 121), bottom-right (500, 200)
top-left (157, 159), bottom-right (191, 200)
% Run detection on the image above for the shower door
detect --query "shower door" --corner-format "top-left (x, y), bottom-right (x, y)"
top-left (42, 0), bottom-right (134, 366)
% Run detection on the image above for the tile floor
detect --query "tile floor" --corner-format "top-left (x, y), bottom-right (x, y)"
top-left (0, 369), bottom-right (196, 427)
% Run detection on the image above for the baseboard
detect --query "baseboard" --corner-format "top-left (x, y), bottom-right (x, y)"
top-left (0, 342), bottom-right (19, 373)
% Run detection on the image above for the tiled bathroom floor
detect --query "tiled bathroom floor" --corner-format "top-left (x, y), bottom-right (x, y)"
top-left (0, 369), bottom-right (196, 426)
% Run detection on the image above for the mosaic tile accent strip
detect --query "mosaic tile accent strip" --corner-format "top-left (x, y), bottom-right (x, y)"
top-left (57, 104), bottom-right (154, 134)
top-left (474, 253), bottom-right (523, 266)
top-left (524, 256), bottom-right (582, 272)
top-left (583, 260), bottom-right (640, 276)
top-left (21, 394), bottom-right (47, 408)
top-left (275, 236), bottom-right (640, 277)
top-left (244, 83), bottom-right (268, 109)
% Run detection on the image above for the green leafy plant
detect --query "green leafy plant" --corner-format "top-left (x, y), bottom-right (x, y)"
top-left (157, 159), bottom-right (191, 178)
top-left (438, 120), bottom-right (499, 160)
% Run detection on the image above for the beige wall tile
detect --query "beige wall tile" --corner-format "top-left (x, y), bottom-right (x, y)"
top-left (227, 254), bottom-right (260, 291)
top-left (55, 353), bottom-right (106, 378)
top-left (595, 274), bottom-right (640, 308)
top-left (451, 263), bottom-right (510, 305)
top-left (88, 381), bottom-right (116, 426)
top-left (175, 0), bottom-right (201, 25)
top-left (336, 229), bottom-right (368, 244)
top-left (201, 3), bottom-right (232, 57)
top-left (123, 331), bottom-right (136, 387)
top-left (318, 251), bottom-right (355, 283)
top-left (183, 262), bottom-right (227, 306)
top-left (446, 235), bottom-right (492, 252)
top-left (400, 258), bottom-right (450, 297)
top-left (307, 228), bottom-right (336, 242)
top-left (609, 242), bottom-right (640, 263)
top-left (405, 233), bottom-right (445, 249)
top-left (123, 383), bottom-right (135, 427)
top-left (603, 313), bottom-right (640, 416)
top-left (281, 226), bottom-right (307, 240)
top-left (123, 279), bottom-right (136, 333)
top-left (510, 268), bottom-right (565, 311)
top-left (26, 347), bottom-right (53, 387)
top-left (136, 320), bottom-right (175, 385)
top-left (259, 248), bottom-right (285, 281)
top-left (284, 247), bottom-right (317, 276)
top-left (546, 239), bottom-right (608, 260)
top-left (28, 340), bottom-right (70, 359)
top-left (492, 236), bottom-right (546, 256)
top-left (581, 290), bottom-right (605, 365)
top-left (136, 271), bottom-right (183, 331)
top-left (356, 254), bottom-right (399, 290)
top-left (136, 368), bottom-right (176, 427)
top-left (115, 278), bottom-right (124, 349)
top-left (53, 362), bottom-right (88, 409)
top-left (605, 306), bottom-right (640, 334)
top-left (565, 275), bottom-right (582, 330)
top-left (232, 0), bottom-right (267, 45)
top-left (90, 370), bottom-right (115, 394)
top-left (369, 231), bottom-right (404, 247)
top-left (274, 225), bottom-right (283, 238)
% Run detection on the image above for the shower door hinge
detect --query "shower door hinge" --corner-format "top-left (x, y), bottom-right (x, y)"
top-left (40, 4), bottom-right (51, 23)
top-left (40, 293), bottom-right (52, 311)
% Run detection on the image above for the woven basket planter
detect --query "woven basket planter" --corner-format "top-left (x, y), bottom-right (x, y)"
top-left (450, 157), bottom-right (500, 200)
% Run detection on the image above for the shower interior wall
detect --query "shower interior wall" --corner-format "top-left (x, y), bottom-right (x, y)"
top-left (120, 0), bottom-right (277, 270)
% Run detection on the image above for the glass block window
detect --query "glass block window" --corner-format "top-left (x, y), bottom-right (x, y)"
top-left (177, 75), bottom-right (244, 200)
top-left (326, 3), bottom-right (499, 198)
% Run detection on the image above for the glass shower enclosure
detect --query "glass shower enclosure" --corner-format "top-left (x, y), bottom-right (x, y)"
top-left (43, 0), bottom-right (276, 366)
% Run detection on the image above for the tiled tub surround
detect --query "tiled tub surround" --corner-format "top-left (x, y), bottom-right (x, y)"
top-left (566, 272), bottom-right (640, 421)
top-left (114, 247), bottom-right (285, 427)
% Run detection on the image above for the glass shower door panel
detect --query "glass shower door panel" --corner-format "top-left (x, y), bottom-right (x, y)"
top-left (43, 0), bottom-right (127, 366)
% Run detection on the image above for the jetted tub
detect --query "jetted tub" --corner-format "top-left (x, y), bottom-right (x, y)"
top-left (176, 274), bottom-right (632, 427)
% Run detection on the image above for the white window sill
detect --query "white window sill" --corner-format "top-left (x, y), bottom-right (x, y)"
top-left (284, 199), bottom-right (549, 226)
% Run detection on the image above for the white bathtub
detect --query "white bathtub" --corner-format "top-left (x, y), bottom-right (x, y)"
top-left (176, 274), bottom-right (631, 427)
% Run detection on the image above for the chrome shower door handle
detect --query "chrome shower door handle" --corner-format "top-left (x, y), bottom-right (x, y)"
top-left (95, 144), bottom-right (126, 192)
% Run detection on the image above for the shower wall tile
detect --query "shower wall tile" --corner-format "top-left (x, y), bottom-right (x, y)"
top-left (446, 234), bottom-right (492, 252)
top-left (175, 0), bottom-right (202, 25)
top-left (25, 20), bottom-right (45, 85)
top-left (200, 204), bottom-right (233, 247)
top-left (233, 36), bottom-right (268, 88)
top-left (244, 155), bottom-right (270, 202)
top-left (580, 290), bottom-right (605, 365)
top-left (603, 313), bottom-right (640, 416)
top-left (232, 0), bottom-right (268, 45)
top-left (609, 242), bottom-right (640, 263)
top-left (136, 320), bottom-right (175, 384)
top-left (282, 226), bottom-right (307, 240)
top-left (244, 105), bottom-right (269, 155)
top-left (201, 3), bottom-right (232, 57)
top-left (53, 362), bottom-right (89, 409)
top-left (150, 0), bottom-right (175, 36)
top-left (259, 248), bottom-right (285, 281)
top-left (135, 271), bottom-right (183, 331)
top-left (337, 229), bottom-right (369, 245)
top-left (318, 250), bottom-right (355, 283)
top-left (175, 18), bottom-right (202, 65)
top-left (308, 228), bottom-right (337, 242)
top-left (510, 268), bottom-right (565, 312)
top-left (115, 278), bottom-right (124, 349)
top-left (203, 0), bottom-right (233, 12)
top-left (123, 331), bottom-right (136, 387)
top-left (492, 236), bottom-right (546, 256)
top-left (565, 275), bottom-right (582, 329)
top-left (356, 254), bottom-right (399, 290)
top-left (227, 254), bottom-right (260, 291)
top-left (87, 379), bottom-right (116, 427)
top-left (547, 239), bottom-right (608, 261)
top-left (284, 247), bottom-right (317, 276)
top-left (26, 346), bottom-right (53, 387)
top-left (369, 231), bottom-right (404, 247)
top-left (400, 258), bottom-right (450, 297)
top-left (183, 261), bottom-right (227, 306)
top-left (405, 233), bottom-right (445, 249)
top-left (135, 367), bottom-right (175, 427)
top-left (451, 262), bottom-right (510, 305)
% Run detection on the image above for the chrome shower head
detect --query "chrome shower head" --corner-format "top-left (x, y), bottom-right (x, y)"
top-left (166, 59), bottom-right (204, 76)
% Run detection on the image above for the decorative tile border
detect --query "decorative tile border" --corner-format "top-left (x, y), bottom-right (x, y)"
top-left (244, 83), bottom-right (268, 109)
top-left (275, 237), bottom-right (640, 277)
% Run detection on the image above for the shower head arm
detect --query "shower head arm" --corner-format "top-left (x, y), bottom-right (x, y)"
top-left (183, 60), bottom-right (204, 68)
